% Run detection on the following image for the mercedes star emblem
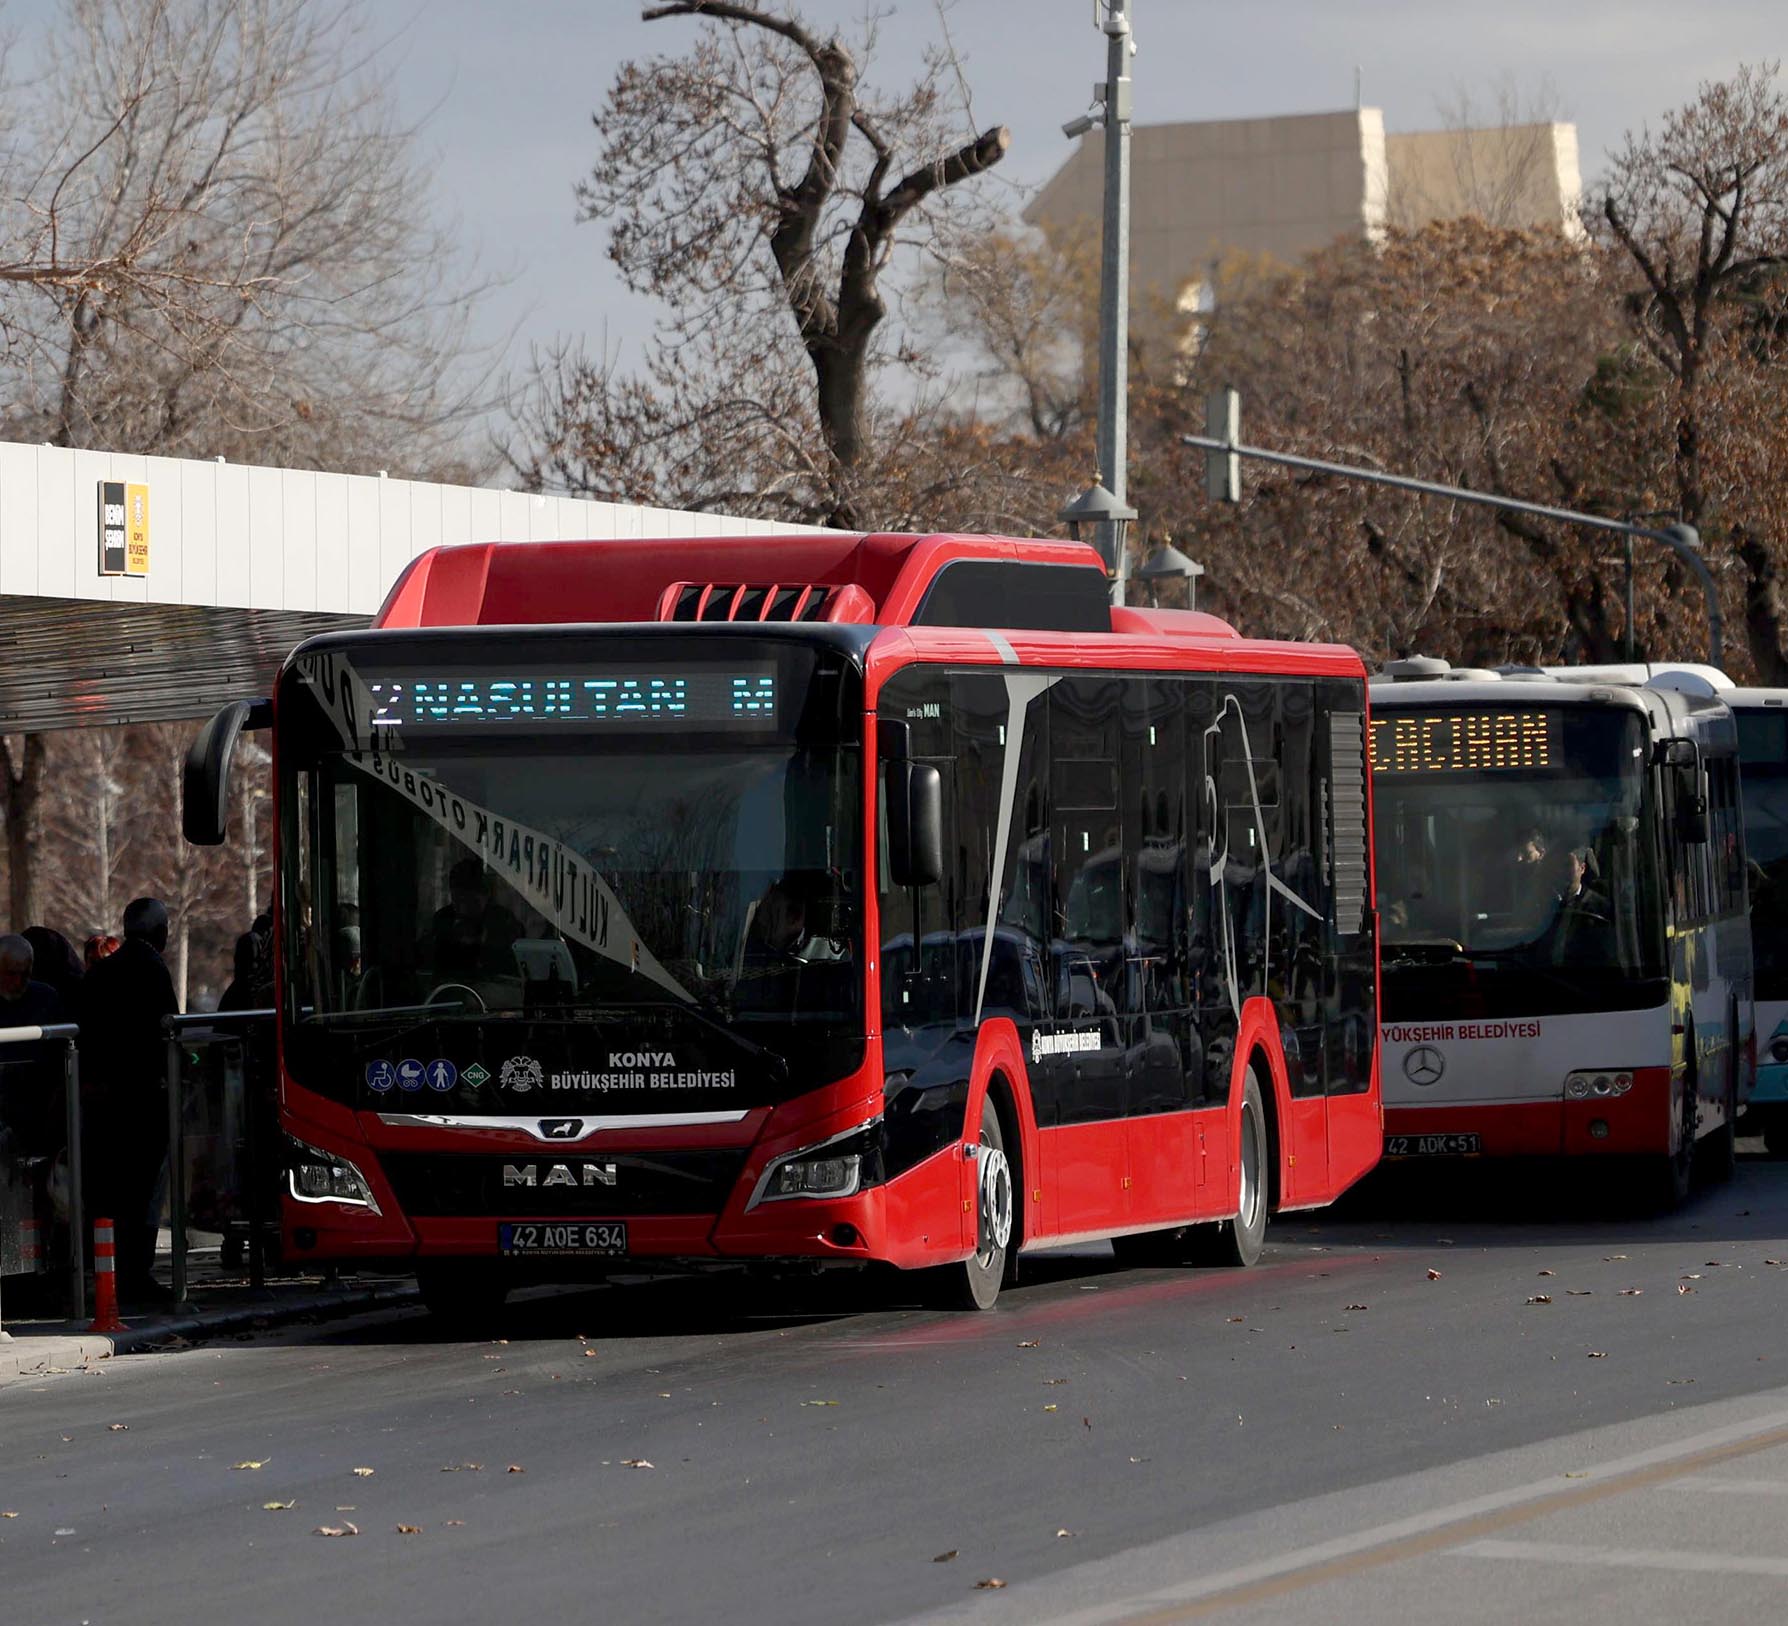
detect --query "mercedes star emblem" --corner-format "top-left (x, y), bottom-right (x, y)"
top-left (1403, 1046), bottom-right (1446, 1087)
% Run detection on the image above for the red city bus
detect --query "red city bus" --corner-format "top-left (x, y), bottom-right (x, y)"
top-left (184, 532), bottom-right (1380, 1316)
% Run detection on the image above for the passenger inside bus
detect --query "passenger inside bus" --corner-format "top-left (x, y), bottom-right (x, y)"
top-left (425, 858), bottom-right (524, 981)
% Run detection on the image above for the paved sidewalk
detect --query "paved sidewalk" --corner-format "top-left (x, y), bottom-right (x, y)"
top-left (0, 1264), bottom-right (417, 1382)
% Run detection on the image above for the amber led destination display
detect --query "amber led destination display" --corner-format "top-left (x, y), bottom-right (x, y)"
top-left (1369, 709), bottom-right (1559, 775)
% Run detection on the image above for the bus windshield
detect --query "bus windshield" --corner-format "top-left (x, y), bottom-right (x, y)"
top-left (1371, 704), bottom-right (1666, 1018)
top-left (1739, 710), bottom-right (1788, 1001)
top-left (276, 636), bottom-right (865, 1107)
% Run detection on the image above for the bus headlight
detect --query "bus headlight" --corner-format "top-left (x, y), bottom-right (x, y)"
top-left (750, 1120), bottom-right (884, 1208)
top-left (1564, 1071), bottom-right (1634, 1100)
top-left (286, 1136), bottom-right (381, 1213)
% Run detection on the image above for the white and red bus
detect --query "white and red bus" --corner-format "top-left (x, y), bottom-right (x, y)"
top-left (1728, 686), bottom-right (1788, 1152)
top-left (1370, 660), bottom-right (1752, 1206)
top-left (185, 532), bottom-right (1380, 1316)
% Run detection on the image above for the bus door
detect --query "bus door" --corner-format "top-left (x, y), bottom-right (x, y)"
top-left (1046, 674), bottom-right (1131, 1234)
top-left (1123, 678), bottom-right (1206, 1226)
top-left (1202, 680), bottom-right (1328, 1203)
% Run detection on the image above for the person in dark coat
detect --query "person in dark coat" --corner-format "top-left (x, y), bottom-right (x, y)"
top-left (21, 927), bottom-right (83, 1012)
top-left (79, 898), bottom-right (179, 1306)
top-left (0, 934), bottom-right (65, 1156)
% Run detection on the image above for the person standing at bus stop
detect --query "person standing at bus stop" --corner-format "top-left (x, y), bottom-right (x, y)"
top-left (80, 898), bottom-right (180, 1307)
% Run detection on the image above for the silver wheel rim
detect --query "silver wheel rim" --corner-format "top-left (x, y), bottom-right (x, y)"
top-left (1238, 1100), bottom-right (1262, 1233)
top-left (977, 1139), bottom-right (1013, 1266)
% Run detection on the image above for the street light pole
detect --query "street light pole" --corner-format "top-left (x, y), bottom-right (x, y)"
top-left (1094, 0), bottom-right (1132, 605)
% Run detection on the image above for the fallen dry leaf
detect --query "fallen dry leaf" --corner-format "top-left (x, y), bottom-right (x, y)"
top-left (232, 1461), bottom-right (267, 1471)
top-left (506, 1464), bottom-right (526, 1474)
top-left (800, 1400), bottom-right (839, 1407)
top-left (352, 1467), bottom-right (375, 1478)
top-left (1620, 1288), bottom-right (1644, 1296)
top-left (1344, 1303), bottom-right (1369, 1312)
top-left (1426, 1269), bottom-right (1442, 1281)
top-left (261, 1501), bottom-right (295, 1512)
top-left (1537, 1269), bottom-right (1555, 1277)
top-left (1015, 1340), bottom-right (1039, 1349)
top-left (1567, 1290), bottom-right (1594, 1297)
top-left (1605, 1254), bottom-right (1628, 1261)
top-left (975, 1578), bottom-right (1007, 1590)
top-left (1682, 1273), bottom-right (1702, 1280)
top-left (1226, 1315), bottom-right (1245, 1323)
top-left (315, 1522), bottom-right (359, 1538)
top-left (440, 1463), bottom-right (483, 1473)
top-left (335, 1506), bottom-right (356, 1513)
top-left (1042, 1404), bottom-right (1058, 1413)
top-left (1678, 1284), bottom-right (1696, 1295)
top-left (107, 1423), bottom-right (129, 1432)
top-left (396, 1525), bottom-right (422, 1535)
top-left (0, 1512), bottom-right (16, 1519)
top-left (1527, 1295), bottom-right (1553, 1305)
top-left (1056, 1528), bottom-right (1074, 1539)
top-left (621, 1458), bottom-right (653, 1470)
top-left (1587, 1351), bottom-right (1609, 1359)
top-left (933, 1550), bottom-right (958, 1563)
top-left (445, 1520), bottom-right (465, 1527)
top-left (1766, 1259), bottom-right (1783, 1267)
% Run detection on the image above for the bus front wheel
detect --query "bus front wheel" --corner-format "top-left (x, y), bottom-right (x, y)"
top-left (922, 1098), bottom-right (1011, 1311)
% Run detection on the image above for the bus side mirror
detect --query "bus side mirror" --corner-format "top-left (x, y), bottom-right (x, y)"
top-left (1670, 765), bottom-right (1708, 845)
top-left (183, 698), bottom-right (271, 845)
top-left (887, 761), bottom-right (943, 888)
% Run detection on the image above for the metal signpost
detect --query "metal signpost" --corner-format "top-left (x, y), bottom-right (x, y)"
top-left (1186, 388), bottom-right (1722, 668)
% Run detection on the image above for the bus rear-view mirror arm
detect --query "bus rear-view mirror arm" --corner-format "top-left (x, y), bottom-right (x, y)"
top-left (183, 697), bottom-right (273, 846)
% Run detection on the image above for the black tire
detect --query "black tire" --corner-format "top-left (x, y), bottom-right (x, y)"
top-left (1187, 1070), bottom-right (1269, 1268)
top-left (921, 1097), bottom-right (1012, 1311)
top-left (416, 1262), bottom-right (510, 1330)
top-left (1765, 1117), bottom-right (1788, 1159)
top-left (1646, 1059), bottom-right (1697, 1212)
top-left (1697, 1038), bottom-right (1737, 1186)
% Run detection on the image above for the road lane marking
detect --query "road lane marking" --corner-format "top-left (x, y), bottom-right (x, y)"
top-left (1095, 1410), bottom-right (1788, 1623)
top-left (1454, 1538), bottom-right (1788, 1577)
top-left (1671, 1475), bottom-right (1788, 1494)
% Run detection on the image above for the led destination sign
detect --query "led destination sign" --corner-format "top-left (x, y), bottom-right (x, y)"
top-left (1370, 709), bottom-right (1559, 776)
top-left (365, 667), bottom-right (778, 731)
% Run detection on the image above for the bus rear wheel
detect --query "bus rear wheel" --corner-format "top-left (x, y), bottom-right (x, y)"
top-left (1187, 1071), bottom-right (1269, 1268)
top-left (922, 1098), bottom-right (1011, 1311)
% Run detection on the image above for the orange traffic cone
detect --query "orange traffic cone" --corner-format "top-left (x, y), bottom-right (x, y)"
top-left (89, 1218), bottom-right (125, 1334)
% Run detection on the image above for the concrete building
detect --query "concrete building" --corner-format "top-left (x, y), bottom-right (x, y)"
top-left (1025, 107), bottom-right (1582, 330)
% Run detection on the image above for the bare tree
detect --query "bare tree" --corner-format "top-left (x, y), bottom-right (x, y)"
top-left (0, 0), bottom-right (490, 474)
top-left (1593, 62), bottom-right (1788, 677)
top-left (521, 0), bottom-right (1009, 528)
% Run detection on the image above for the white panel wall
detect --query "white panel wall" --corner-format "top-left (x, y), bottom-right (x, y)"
top-left (0, 440), bottom-right (831, 618)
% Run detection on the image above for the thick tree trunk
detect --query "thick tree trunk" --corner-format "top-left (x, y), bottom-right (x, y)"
top-left (1736, 526), bottom-right (1788, 684)
top-left (1, 734), bottom-right (48, 928)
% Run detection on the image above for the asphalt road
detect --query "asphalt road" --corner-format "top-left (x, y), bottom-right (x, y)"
top-left (9, 1149), bottom-right (1788, 1626)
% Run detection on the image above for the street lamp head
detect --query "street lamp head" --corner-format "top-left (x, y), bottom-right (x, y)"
top-left (1059, 480), bottom-right (1137, 577)
top-left (1136, 538), bottom-right (1205, 609)
top-left (1659, 521), bottom-right (1703, 551)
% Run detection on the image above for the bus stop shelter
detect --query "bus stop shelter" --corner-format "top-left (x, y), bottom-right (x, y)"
top-left (0, 440), bottom-right (809, 730)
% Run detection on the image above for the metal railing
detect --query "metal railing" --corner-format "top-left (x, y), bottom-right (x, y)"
top-left (0, 1023), bottom-right (84, 1333)
top-left (163, 1010), bottom-right (277, 1307)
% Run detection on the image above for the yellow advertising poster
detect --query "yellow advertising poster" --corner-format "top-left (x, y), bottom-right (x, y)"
top-left (125, 482), bottom-right (149, 576)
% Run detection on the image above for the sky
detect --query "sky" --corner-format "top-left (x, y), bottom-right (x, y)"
top-left (372, 0), bottom-right (1783, 410)
top-left (14, 0), bottom-right (1786, 434)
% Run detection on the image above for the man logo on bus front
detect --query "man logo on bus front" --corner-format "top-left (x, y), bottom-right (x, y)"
top-left (1404, 1046), bottom-right (1446, 1087)
top-left (501, 1056), bottom-right (544, 1094)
